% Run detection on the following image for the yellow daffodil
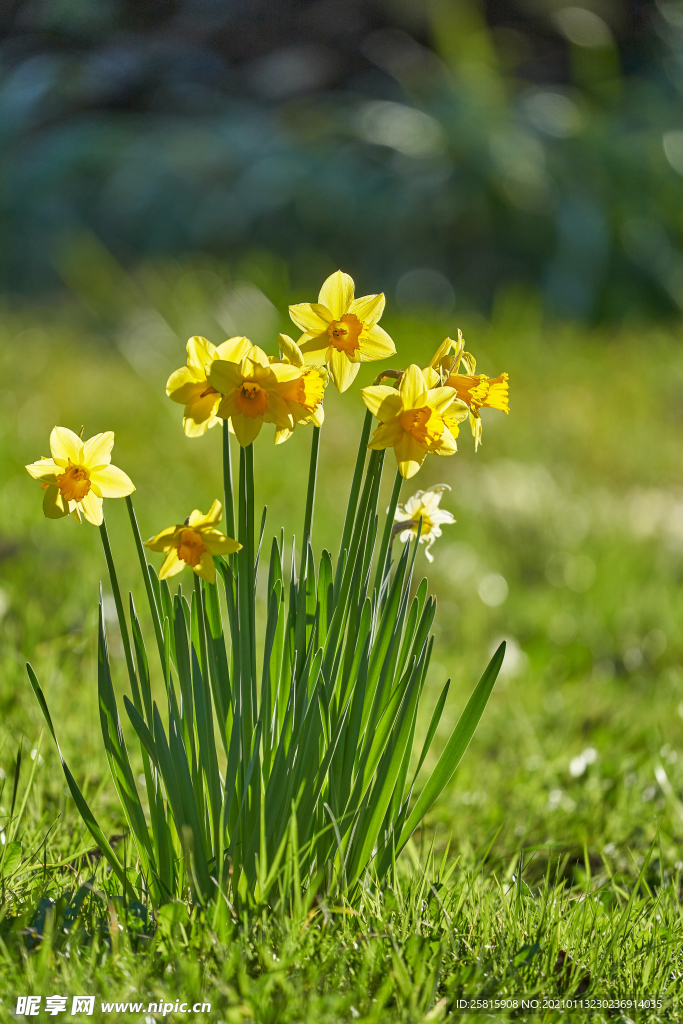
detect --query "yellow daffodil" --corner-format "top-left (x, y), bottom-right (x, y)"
top-left (288, 270), bottom-right (395, 393)
top-left (393, 484), bottom-right (455, 562)
top-left (144, 500), bottom-right (241, 585)
top-left (428, 333), bottom-right (509, 450)
top-left (271, 334), bottom-right (328, 444)
top-left (166, 335), bottom-right (251, 437)
top-left (361, 364), bottom-right (460, 479)
top-left (207, 342), bottom-right (301, 447)
top-left (25, 427), bottom-right (134, 526)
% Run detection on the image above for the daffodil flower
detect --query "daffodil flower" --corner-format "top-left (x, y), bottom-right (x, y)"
top-left (166, 335), bottom-right (251, 437)
top-left (289, 270), bottom-right (395, 393)
top-left (361, 364), bottom-right (461, 479)
top-left (207, 342), bottom-right (301, 447)
top-left (25, 427), bottom-right (135, 526)
top-left (394, 484), bottom-right (455, 561)
top-left (271, 334), bottom-right (328, 444)
top-left (145, 500), bottom-right (241, 585)
top-left (428, 333), bottom-right (509, 450)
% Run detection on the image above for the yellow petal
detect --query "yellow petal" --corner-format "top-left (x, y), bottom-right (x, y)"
top-left (26, 458), bottom-right (60, 483)
top-left (426, 386), bottom-right (457, 415)
top-left (80, 490), bottom-right (104, 526)
top-left (309, 405), bottom-right (324, 427)
top-left (50, 426), bottom-right (83, 465)
top-left (470, 411), bottom-right (483, 450)
top-left (145, 525), bottom-right (179, 552)
top-left (42, 485), bottom-right (70, 520)
top-left (183, 392), bottom-right (222, 436)
top-left (269, 362), bottom-right (304, 386)
top-left (275, 425), bottom-right (294, 444)
top-left (428, 337), bottom-right (454, 369)
top-left (186, 336), bottom-right (216, 372)
top-left (348, 292), bottom-right (385, 327)
top-left (166, 367), bottom-right (205, 401)
top-left (83, 431), bottom-right (115, 469)
top-left (201, 528), bottom-right (241, 556)
top-left (264, 392), bottom-right (295, 429)
top-left (394, 431), bottom-right (428, 479)
top-left (329, 348), bottom-right (360, 393)
top-left (89, 463), bottom-right (135, 498)
top-left (188, 500), bottom-right (222, 528)
top-left (231, 412), bottom-right (264, 447)
top-left (245, 344), bottom-right (270, 369)
top-left (208, 359), bottom-right (245, 393)
top-left (430, 425), bottom-right (457, 456)
top-left (159, 547), bottom-right (185, 579)
top-left (298, 333), bottom-right (331, 362)
top-left (460, 350), bottom-right (476, 375)
top-left (352, 290), bottom-right (385, 325)
top-left (361, 385), bottom-right (402, 422)
top-left (194, 551), bottom-right (216, 584)
top-left (422, 367), bottom-right (440, 389)
top-left (399, 365), bottom-right (428, 410)
top-left (215, 336), bottom-right (252, 363)
top-left (277, 333), bottom-right (305, 368)
top-left (288, 302), bottom-right (332, 335)
top-left (318, 270), bottom-right (354, 319)
top-left (368, 419), bottom-right (403, 450)
top-left (444, 397), bottom-right (469, 422)
top-left (359, 323), bottom-right (396, 362)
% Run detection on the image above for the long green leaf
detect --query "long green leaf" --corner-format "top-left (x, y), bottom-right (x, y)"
top-left (396, 642), bottom-right (505, 851)
top-left (26, 662), bottom-right (126, 887)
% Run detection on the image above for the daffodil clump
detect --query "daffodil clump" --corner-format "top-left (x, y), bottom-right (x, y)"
top-left (26, 269), bottom-right (509, 912)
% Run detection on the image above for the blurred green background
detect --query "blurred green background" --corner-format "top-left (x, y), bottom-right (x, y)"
top-left (2, 0), bottom-right (683, 320)
top-left (2, 0), bottom-right (683, 881)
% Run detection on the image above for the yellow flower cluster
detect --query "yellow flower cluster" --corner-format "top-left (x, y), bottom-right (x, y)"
top-left (360, 330), bottom-right (509, 479)
top-left (165, 270), bottom-right (394, 444)
top-left (426, 331), bottom-right (509, 451)
top-left (24, 270), bottom-right (509, 576)
top-left (164, 271), bottom-right (508, 476)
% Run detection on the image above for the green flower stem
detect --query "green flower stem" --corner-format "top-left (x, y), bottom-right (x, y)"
top-left (245, 443), bottom-right (257, 700)
top-left (99, 518), bottom-right (142, 712)
top-left (300, 425), bottom-right (321, 579)
top-left (192, 572), bottom-right (209, 687)
top-left (125, 496), bottom-right (165, 673)
top-left (222, 419), bottom-right (236, 542)
top-left (374, 469), bottom-right (403, 594)
top-left (237, 444), bottom-right (256, 745)
top-left (335, 409), bottom-right (372, 589)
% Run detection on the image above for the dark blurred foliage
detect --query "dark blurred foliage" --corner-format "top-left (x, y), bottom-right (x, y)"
top-left (3, 0), bottom-right (683, 320)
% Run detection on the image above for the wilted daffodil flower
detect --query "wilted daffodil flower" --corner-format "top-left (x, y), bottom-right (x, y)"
top-left (208, 342), bottom-right (301, 447)
top-left (289, 270), bottom-right (395, 393)
top-left (166, 335), bottom-right (251, 437)
top-left (394, 484), bottom-right (455, 562)
top-left (428, 333), bottom-right (509, 450)
top-left (145, 500), bottom-right (241, 585)
top-left (271, 334), bottom-right (328, 444)
top-left (361, 364), bottom-right (462, 479)
top-left (26, 427), bottom-right (134, 526)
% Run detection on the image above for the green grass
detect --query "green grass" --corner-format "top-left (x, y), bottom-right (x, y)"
top-left (1, 256), bottom-right (683, 1020)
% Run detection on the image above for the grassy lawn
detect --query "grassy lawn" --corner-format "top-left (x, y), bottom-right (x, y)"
top-left (1, 258), bottom-right (683, 1020)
